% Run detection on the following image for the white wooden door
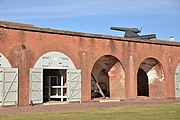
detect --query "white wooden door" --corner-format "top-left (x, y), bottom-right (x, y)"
top-left (0, 68), bottom-right (18, 106)
top-left (175, 64), bottom-right (180, 97)
top-left (30, 68), bottom-right (43, 104)
top-left (67, 69), bottom-right (81, 102)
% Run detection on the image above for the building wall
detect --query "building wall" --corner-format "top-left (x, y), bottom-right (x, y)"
top-left (0, 22), bottom-right (180, 105)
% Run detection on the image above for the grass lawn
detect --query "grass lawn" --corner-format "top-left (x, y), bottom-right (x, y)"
top-left (0, 104), bottom-right (180, 120)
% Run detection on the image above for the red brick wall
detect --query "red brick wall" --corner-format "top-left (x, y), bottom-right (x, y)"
top-left (0, 26), bottom-right (180, 105)
top-left (109, 62), bottom-right (125, 99)
top-left (148, 64), bottom-right (165, 98)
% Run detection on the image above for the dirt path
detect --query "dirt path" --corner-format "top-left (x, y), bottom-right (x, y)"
top-left (0, 98), bottom-right (180, 115)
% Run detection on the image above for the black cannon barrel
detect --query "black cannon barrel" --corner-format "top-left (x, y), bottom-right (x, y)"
top-left (110, 26), bottom-right (156, 39)
top-left (139, 34), bottom-right (156, 39)
top-left (110, 27), bottom-right (140, 33)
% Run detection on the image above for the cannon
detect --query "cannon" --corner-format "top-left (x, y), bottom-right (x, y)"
top-left (110, 27), bottom-right (156, 40)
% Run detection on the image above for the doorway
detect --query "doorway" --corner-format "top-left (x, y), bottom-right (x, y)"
top-left (91, 55), bottom-right (125, 100)
top-left (175, 63), bottom-right (180, 98)
top-left (137, 68), bottom-right (149, 96)
top-left (43, 69), bottom-right (67, 102)
top-left (137, 58), bottom-right (164, 98)
top-left (0, 53), bottom-right (18, 106)
top-left (30, 52), bottom-right (81, 105)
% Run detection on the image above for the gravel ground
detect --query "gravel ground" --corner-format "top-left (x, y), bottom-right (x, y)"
top-left (0, 98), bottom-right (180, 115)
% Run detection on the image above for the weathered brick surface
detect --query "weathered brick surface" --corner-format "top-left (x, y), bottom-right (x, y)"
top-left (0, 21), bottom-right (180, 105)
top-left (109, 62), bottom-right (125, 99)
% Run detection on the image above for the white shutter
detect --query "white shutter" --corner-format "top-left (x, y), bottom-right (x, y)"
top-left (0, 68), bottom-right (18, 106)
top-left (67, 69), bottom-right (81, 102)
top-left (175, 66), bottom-right (180, 97)
top-left (30, 68), bottom-right (43, 104)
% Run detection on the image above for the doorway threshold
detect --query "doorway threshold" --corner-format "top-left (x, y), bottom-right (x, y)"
top-left (43, 101), bottom-right (68, 105)
top-left (92, 97), bottom-right (121, 102)
top-left (99, 99), bottom-right (120, 102)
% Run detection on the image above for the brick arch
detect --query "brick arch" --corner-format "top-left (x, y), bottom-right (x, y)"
top-left (136, 56), bottom-right (164, 73)
top-left (91, 55), bottom-right (125, 100)
top-left (90, 54), bottom-right (125, 74)
top-left (137, 57), bottom-right (165, 98)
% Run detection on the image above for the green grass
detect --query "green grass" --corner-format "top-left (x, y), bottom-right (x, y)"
top-left (0, 104), bottom-right (180, 120)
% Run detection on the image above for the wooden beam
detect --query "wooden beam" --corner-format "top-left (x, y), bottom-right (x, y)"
top-left (91, 73), bottom-right (105, 98)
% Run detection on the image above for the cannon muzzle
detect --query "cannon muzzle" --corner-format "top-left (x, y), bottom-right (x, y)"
top-left (110, 27), bottom-right (140, 33)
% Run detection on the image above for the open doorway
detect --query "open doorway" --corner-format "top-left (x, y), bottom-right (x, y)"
top-left (30, 52), bottom-right (81, 105)
top-left (91, 55), bottom-right (125, 100)
top-left (43, 69), bottom-right (67, 103)
top-left (137, 58), bottom-right (164, 98)
top-left (91, 69), bottom-right (110, 98)
top-left (0, 53), bottom-right (18, 107)
top-left (137, 68), bottom-right (149, 96)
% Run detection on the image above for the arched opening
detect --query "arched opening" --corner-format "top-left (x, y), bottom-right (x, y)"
top-left (30, 51), bottom-right (81, 105)
top-left (0, 53), bottom-right (18, 106)
top-left (137, 58), bottom-right (165, 98)
top-left (175, 63), bottom-right (180, 98)
top-left (91, 55), bottom-right (125, 100)
top-left (137, 68), bottom-right (149, 96)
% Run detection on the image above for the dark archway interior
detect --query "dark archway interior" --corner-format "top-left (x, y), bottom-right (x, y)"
top-left (137, 68), bottom-right (149, 96)
top-left (137, 58), bottom-right (159, 97)
top-left (91, 69), bottom-right (110, 98)
top-left (137, 58), bottom-right (165, 98)
top-left (91, 55), bottom-right (120, 99)
top-left (43, 69), bottom-right (67, 102)
top-left (91, 55), bottom-right (126, 100)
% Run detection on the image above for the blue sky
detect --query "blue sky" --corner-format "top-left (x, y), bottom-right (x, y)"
top-left (0, 0), bottom-right (180, 41)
